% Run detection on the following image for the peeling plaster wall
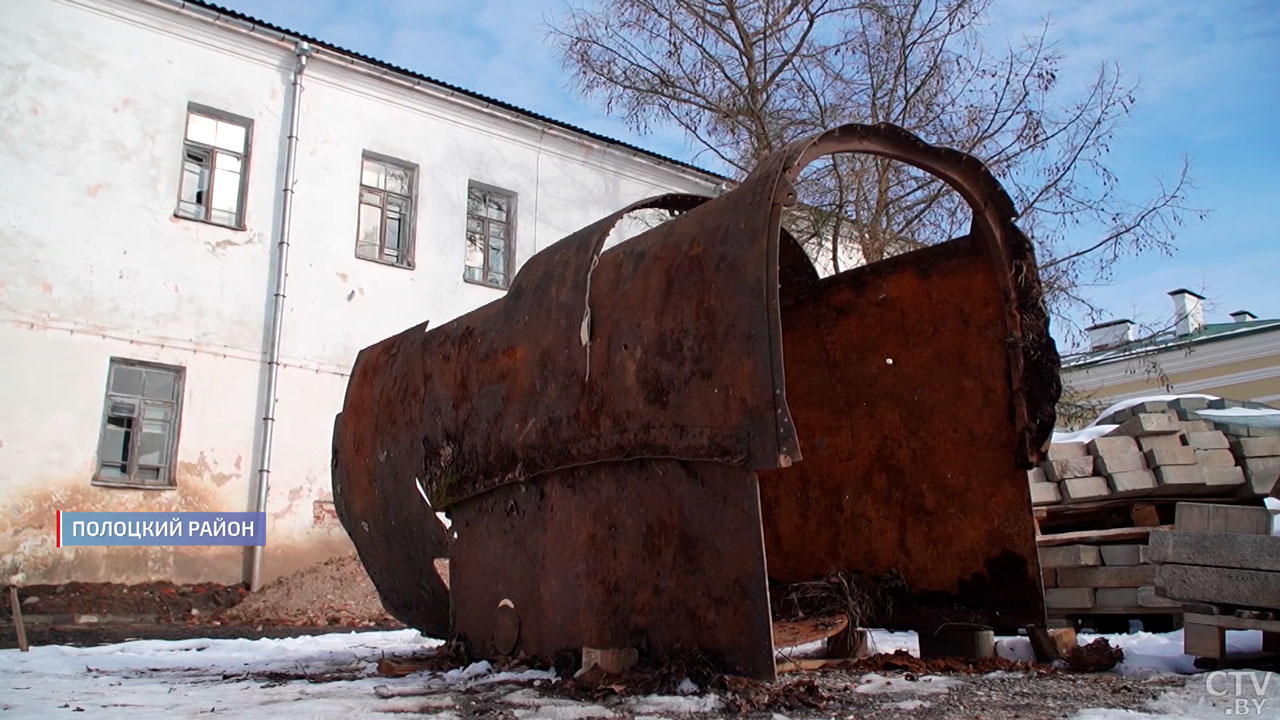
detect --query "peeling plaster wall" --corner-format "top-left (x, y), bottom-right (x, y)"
top-left (0, 0), bottom-right (720, 585)
top-left (0, 326), bottom-right (256, 584)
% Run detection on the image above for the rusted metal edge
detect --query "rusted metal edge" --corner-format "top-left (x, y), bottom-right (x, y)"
top-left (778, 122), bottom-right (1058, 464)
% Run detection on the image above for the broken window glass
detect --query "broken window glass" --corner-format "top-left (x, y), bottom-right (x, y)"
top-left (178, 149), bottom-right (211, 219)
top-left (95, 360), bottom-right (183, 488)
top-left (357, 200), bottom-right (383, 260)
top-left (356, 154), bottom-right (416, 267)
top-left (101, 415), bottom-right (133, 464)
top-left (176, 106), bottom-right (250, 228)
top-left (385, 166), bottom-right (411, 195)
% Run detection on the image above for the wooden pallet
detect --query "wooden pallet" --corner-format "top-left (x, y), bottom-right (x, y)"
top-left (1184, 611), bottom-right (1280, 665)
top-left (1036, 525), bottom-right (1169, 547)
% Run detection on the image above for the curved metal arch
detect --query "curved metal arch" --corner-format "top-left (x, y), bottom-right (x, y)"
top-left (755, 122), bottom-right (1055, 460)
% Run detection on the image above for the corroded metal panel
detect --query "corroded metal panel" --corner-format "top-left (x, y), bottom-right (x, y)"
top-left (449, 459), bottom-right (776, 680)
top-left (760, 236), bottom-right (1047, 631)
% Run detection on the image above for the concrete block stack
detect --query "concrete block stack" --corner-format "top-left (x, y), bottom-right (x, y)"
top-left (1029, 410), bottom-right (1279, 509)
top-left (1147, 502), bottom-right (1280, 662)
top-left (1031, 396), bottom-right (1280, 628)
top-left (1232, 436), bottom-right (1280, 498)
top-left (1039, 541), bottom-right (1181, 620)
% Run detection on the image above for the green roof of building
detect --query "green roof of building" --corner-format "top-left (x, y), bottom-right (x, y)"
top-left (1064, 317), bottom-right (1280, 369)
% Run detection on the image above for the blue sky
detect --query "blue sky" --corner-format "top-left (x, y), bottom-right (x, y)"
top-left (219, 0), bottom-right (1278, 350)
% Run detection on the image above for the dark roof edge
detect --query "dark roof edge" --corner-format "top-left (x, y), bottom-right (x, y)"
top-left (1085, 318), bottom-right (1134, 330)
top-left (1167, 288), bottom-right (1206, 299)
top-left (156, 0), bottom-right (729, 183)
top-left (1064, 320), bottom-right (1280, 369)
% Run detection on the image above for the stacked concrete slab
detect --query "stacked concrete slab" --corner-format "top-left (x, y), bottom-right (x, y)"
top-left (1030, 402), bottom-right (1279, 508)
top-left (1040, 541), bottom-right (1181, 618)
top-left (1032, 397), bottom-right (1280, 628)
top-left (1148, 503), bottom-right (1280, 662)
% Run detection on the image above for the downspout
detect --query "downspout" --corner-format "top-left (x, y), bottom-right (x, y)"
top-left (249, 40), bottom-right (312, 592)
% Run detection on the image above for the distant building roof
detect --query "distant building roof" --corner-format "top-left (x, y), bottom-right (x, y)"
top-left (156, 0), bottom-right (727, 182)
top-left (1064, 316), bottom-right (1280, 369)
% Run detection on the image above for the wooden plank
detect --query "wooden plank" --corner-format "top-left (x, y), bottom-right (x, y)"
top-left (1041, 496), bottom-right (1242, 515)
top-left (1131, 504), bottom-right (1161, 527)
top-left (1048, 607), bottom-right (1181, 616)
top-left (1037, 525), bottom-right (1170, 547)
top-left (1185, 612), bottom-right (1280, 633)
top-left (776, 657), bottom-right (855, 674)
top-left (1184, 622), bottom-right (1226, 659)
top-left (9, 586), bottom-right (28, 652)
top-left (773, 614), bottom-right (848, 650)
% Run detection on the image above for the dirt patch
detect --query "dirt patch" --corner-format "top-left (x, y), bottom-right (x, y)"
top-left (217, 552), bottom-right (402, 628)
top-left (532, 650), bottom-right (1179, 718)
top-left (840, 649), bottom-right (1046, 675)
top-left (0, 622), bottom-right (388, 650)
top-left (4, 581), bottom-right (245, 621)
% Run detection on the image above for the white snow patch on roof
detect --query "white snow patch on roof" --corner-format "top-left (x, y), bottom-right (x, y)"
top-left (1053, 424), bottom-right (1120, 444)
top-left (1196, 406), bottom-right (1280, 417)
top-left (1088, 394), bottom-right (1219, 425)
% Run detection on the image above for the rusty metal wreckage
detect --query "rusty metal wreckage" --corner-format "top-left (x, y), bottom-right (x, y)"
top-left (331, 122), bottom-right (1062, 681)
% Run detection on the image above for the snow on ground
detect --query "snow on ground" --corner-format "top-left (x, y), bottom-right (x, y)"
top-left (0, 629), bottom-right (552, 719)
top-left (853, 671), bottom-right (963, 695)
top-left (776, 628), bottom-right (919, 661)
top-left (0, 627), bottom-right (1276, 719)
top-left (989, 629), bottom-right (1267, 676)
top-left (1069, 668), bottom-right (1280, 720)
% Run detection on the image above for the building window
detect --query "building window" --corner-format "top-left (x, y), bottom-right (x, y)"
top-left (94, 359), bottom-right (184, 489)
top-left (356, 153), bottom-right (417, 268)
top-left (465, 182), bottom-right (515, 288)
top-left (175, 104), bottom-right (252, 228)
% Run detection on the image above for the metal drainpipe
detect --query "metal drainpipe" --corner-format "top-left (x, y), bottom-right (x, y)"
top-left (248, 40), bottom-right (312, 592)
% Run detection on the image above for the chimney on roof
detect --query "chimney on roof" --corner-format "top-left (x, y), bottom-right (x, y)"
top-left (1169, 288), bottom-right (1205, 336)
top-left (1230, 310), bottom-right (1257, 323)
top-left (1086, 319), bottom-right (1134, 351)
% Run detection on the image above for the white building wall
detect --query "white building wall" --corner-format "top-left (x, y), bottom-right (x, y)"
top-left (0, 0), bottom-right (718, 585)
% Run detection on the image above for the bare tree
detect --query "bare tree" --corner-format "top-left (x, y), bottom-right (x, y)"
top-left (550, 0), bottom-right (1200, 325)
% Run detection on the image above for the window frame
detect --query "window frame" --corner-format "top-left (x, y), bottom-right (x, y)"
top-left (92, 358), bottom-right (186, 491)
top-left (354, 151), bottom-right (419, 270)
top-left (464, 181), bottom-right (517, 290)
top-left (173, 103), bottom-right (254, 230)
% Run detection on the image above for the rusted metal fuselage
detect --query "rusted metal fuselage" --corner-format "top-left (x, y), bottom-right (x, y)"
top-left (332, 123), bottom-right (1061, 681)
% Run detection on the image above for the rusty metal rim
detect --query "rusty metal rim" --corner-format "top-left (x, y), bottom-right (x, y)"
top-left (767, 122), bottom-right (1037, 463)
